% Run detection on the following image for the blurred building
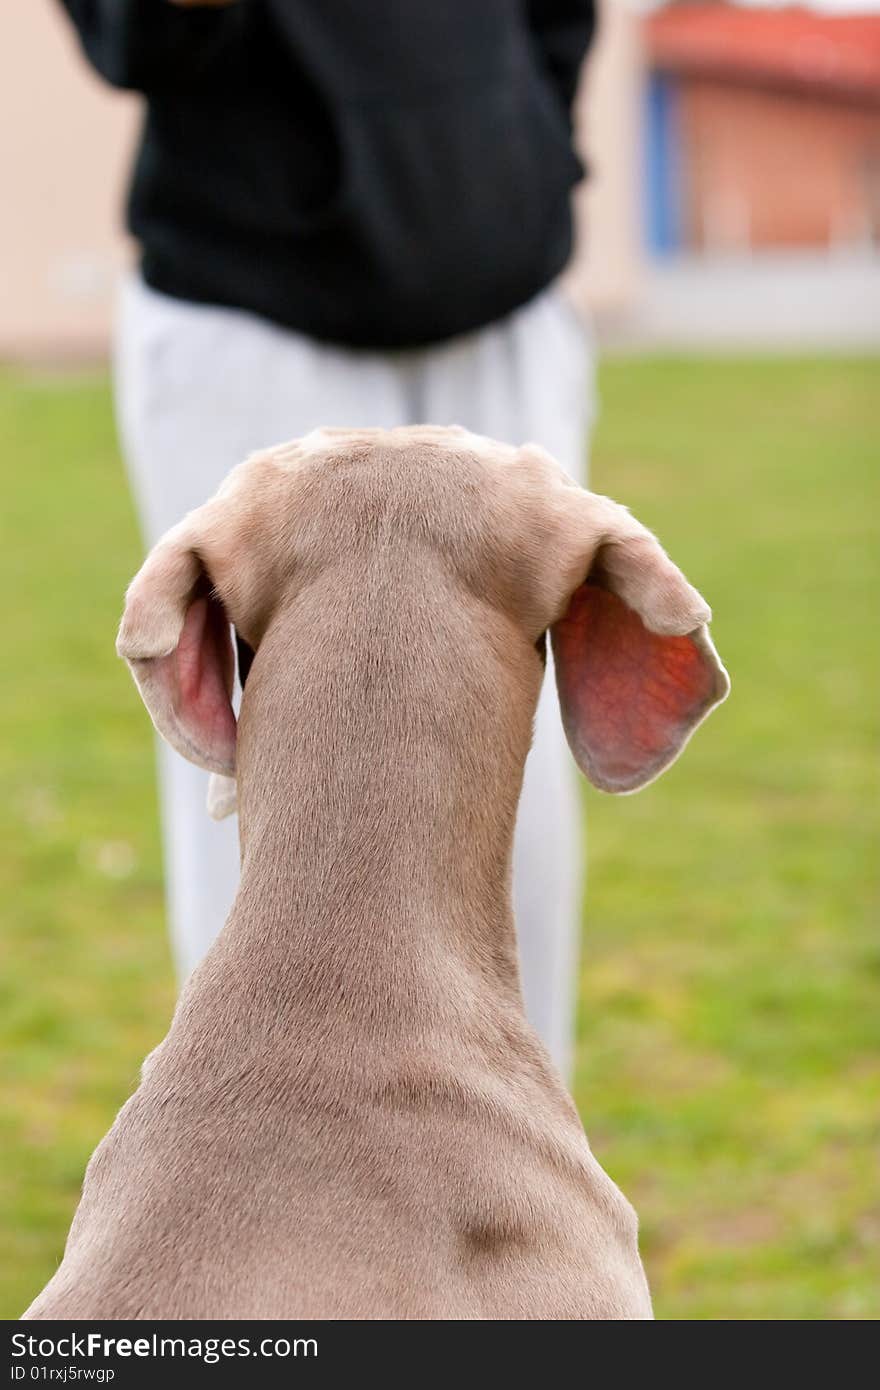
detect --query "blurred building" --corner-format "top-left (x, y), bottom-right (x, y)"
top-left (644, 4), bottom-right (880, 255)
top-left (1, 1), bottom-right (878, 359)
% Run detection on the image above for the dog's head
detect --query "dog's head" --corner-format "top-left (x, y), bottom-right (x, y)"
top-left (117, 426), bottom-right (729, 813)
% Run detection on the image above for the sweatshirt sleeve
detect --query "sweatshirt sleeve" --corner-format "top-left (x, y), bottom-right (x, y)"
top-left (527, 0), bottom-right (597, 118)
top-left (53, 0), bottom-right (244, 92)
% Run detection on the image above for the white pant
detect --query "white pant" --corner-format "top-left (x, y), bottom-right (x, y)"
top-left (115, 274), bottom-right (594, 1073)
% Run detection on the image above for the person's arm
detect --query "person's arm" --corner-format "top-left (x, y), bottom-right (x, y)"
top-left (527, 0), bottom-right (597, 120)
top-left (54, 0), bottom-right (242, 92)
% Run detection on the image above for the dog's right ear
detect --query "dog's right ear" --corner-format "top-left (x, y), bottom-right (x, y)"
top-left (117, 514), bottom-right (237, 777)
top-left (551, 493), bottom-right (729, 794)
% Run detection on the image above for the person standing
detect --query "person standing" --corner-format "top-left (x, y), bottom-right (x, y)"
top-left (56, 0), bottom-right (597, 1074)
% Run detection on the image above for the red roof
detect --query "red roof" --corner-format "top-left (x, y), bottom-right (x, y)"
top-left (645, 4), bottom-right (880, 101)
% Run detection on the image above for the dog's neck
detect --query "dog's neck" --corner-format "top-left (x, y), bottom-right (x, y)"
top-left (224, 575), bottom-right (541, 1019)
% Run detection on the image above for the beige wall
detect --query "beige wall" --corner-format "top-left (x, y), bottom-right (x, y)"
top-left (0, 3), bottom-right (138, 359)
top-left (570, 0), bottom-right (644, 318)
top-left (0, 0), bottom-right (641, 361)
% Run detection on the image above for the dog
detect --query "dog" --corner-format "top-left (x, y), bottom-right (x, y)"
top-left (24, 426), bottom-right (728, 1319)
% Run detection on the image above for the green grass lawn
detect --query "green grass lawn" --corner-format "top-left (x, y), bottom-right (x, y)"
top-left (1, 357), bottom-right (877, 1319)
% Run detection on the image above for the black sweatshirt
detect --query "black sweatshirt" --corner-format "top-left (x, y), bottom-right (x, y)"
top-left (56, 1), bottom-right (596, 348)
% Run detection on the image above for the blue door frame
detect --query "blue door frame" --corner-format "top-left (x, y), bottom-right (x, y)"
top-left (645, 72), bottom-right (682, 256)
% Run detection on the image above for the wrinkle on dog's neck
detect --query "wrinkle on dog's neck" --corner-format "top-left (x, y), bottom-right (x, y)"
top-left (227, 577), bottom-right (540, 1006)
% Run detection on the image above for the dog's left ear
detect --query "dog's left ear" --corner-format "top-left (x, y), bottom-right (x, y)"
top-left (551, 494), bottom-right (729, 793)
top-left (205, 633), bottom-right (253, 821)
top-left (117, 512), bottom-right (237, 777)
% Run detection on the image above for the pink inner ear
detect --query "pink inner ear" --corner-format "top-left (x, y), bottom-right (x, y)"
top-left (140, 594), bottom-right (237, 775)
top-left (176, 594), bottom-right (237, 750)
top-left (552, 584), bottom-right (718, 793)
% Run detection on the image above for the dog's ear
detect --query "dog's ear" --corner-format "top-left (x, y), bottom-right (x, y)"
top-left (551, 495), bottom-right (729, 793)
top-left (116, 513), bottom-right (237, 776)
top-left (204, 634), bottom-right (253, 820)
